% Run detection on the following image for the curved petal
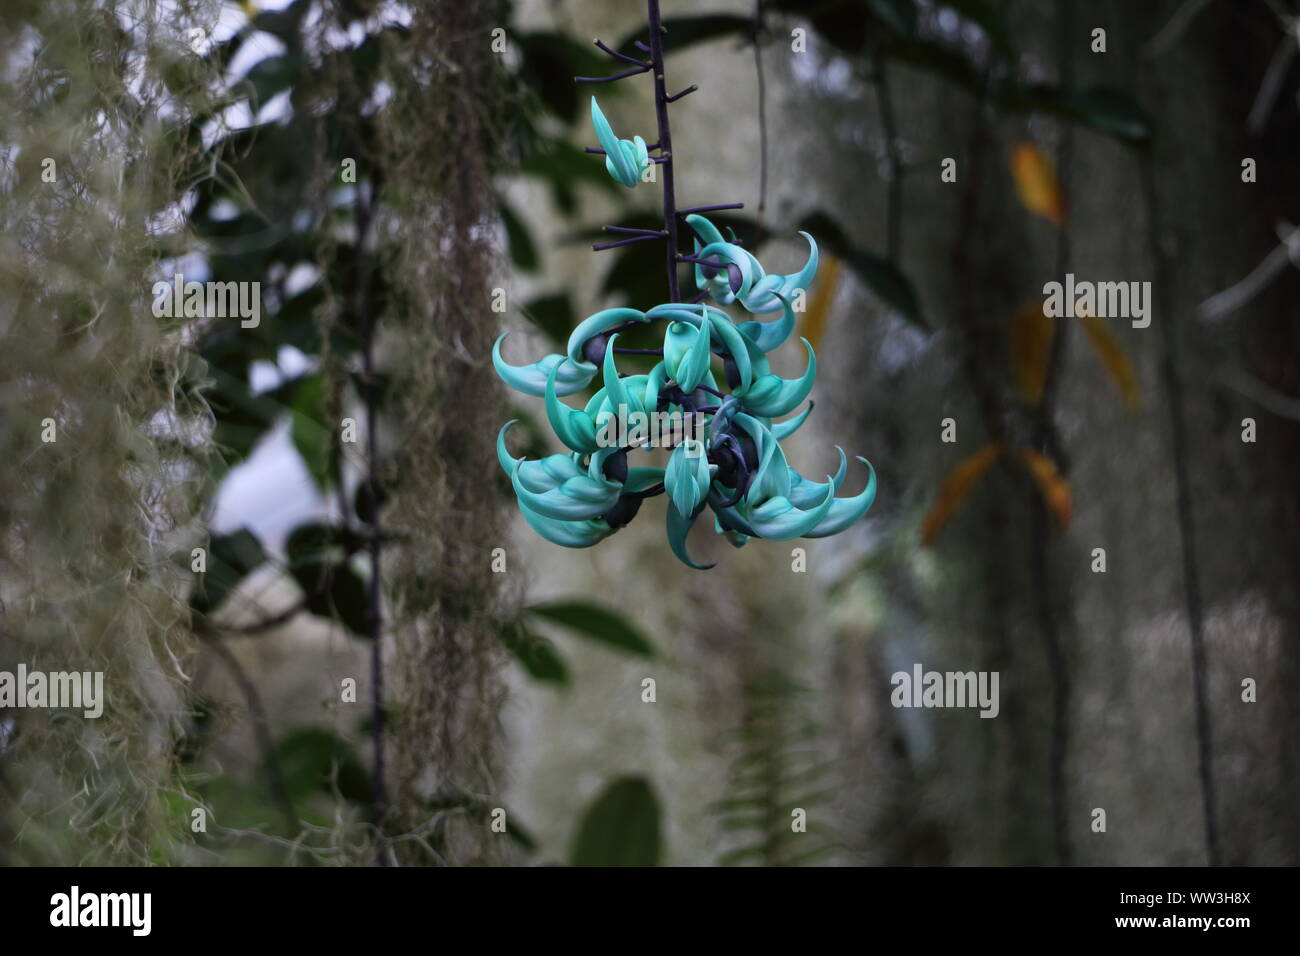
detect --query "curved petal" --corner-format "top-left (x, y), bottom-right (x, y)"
top-left (591, 96), bottom-right (645, 188)
top-left (741, 482), bottom-right (836, 541)
top-left (684, 213), bottom-right (726, 247)
top-left (736, 291), bottom-right (796, 353)
top-left (739, 232), bottom-right (818, 315)
top-left (601, 334), bottom-right (631, 415)
top-left (493, 333), bottom-right (595, 397)
top-left (771, 401), bottom-right (814, 440)
top-left (707, 486), bottom-right (759, 538)
top-left (511, 459), bottom-right (621, 521)
top-left (667, 500), bottom-right (715, 570)
top-left (804, 457), bottom-right (877, 537)
top-left (496, 420), bottom-right (522, 476)
top-left (546, 364), bottom-right (600, 453)
top-left (565, 307), bottom-right (648, 367)
top-left (695, 240), bottom-right (761, 305)
top-left (739, 339), bottom-right (816, 418)
top-left (625, 466), bottom-right (665, 494)
top-left (518, 498), bottom-right (614, 549)
top-left (665, 320), bottom-right (712, 392)
top-left (665, 439), bottom-right (713, 518)
top-left (787, 446), bottom-right (848, 509)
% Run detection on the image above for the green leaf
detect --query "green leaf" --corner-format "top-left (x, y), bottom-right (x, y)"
top-left (514, 30), bottom-right (611, 124)
top-left (617, 15), bottom-right (753, 57)
top-left (521, 137), bottom-right (621, 215)
top-left (191, 527), bottom-right (266, 614)
top-left (527, 601), bottom-right (656, 658)
top-left (287, 374), bottom-right (332, 490)
top-left (241, 54), bottom-right (303, 108)
top-left (270, 728), bottom-right (371, 806)
top-left (569, 777), bottom-right (662, 867)
top-left (285, 523), bottom-right (371, 637)
top-left (936, 0), bottom-right (1016, 60)
top-left (799, 211), bottom-right (926, 328)
top-left (501, 199), bottom-right (539, 272)
top-left (867, 0), bottom-right (919, 37)
top-left (1004, 85), bottom-right (1154, 146)
top-left (501, 622), bottom-right (570, 686)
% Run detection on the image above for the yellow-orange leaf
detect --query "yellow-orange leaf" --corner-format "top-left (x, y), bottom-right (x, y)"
top-left (1078, 311), bottom-right (1140, 408)
top-left (920, 443), bottom-right (1003, 546)
top-left (1016, 448), bottom-right (1072, 528)
top-left (1011, 143), bottom-right (1066, 226)
top-left (1011, 300), bottom-right (1055, 405)
top-left (800, 255), bottom-right (841, 352)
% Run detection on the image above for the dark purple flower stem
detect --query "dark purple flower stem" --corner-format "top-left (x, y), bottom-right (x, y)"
top-left (647, 0), bottom-right (681, 302)
top-left (576, 65), bottom-right (650, 84)
top-left (594, 38), bottom-right (650, 68)
top-left (678, 203), bottom-right (744, 216)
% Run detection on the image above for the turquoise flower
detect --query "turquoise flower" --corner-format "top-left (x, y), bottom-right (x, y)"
top-left (591, 97), bottom-right (649, 188)
top-left (493, 216), bottom-right (877, 569)
top-left (685, 214), bottom-right (818, 317)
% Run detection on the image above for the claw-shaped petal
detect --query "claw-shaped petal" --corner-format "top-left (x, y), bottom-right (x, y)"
top-left (664, 439), bottom-right (714, 518)
top-left (771, 401), bottom-right (814, 440)
top-left (493, 333), bottom-right (595, 397)
top-left (804, 457), bottom-right (877, 537)
top-left (740, 339), bottom-right (816, 418)
top-left (741, 481), bottom-right (836, 541)
top-left (518, 499), bottom-right (614, 549)
top-left (591, 97), bottom-right (648, 188)
top-left (787, 446), bottom-right (848, 509)
top-left (546, 364), bottom-right (600, 453)
top-left (667, 499), bottom-right (715, 570)
top-left (565, 307), bottom-right (649, 367)
top-left (663, 320), bottom-right (712, 392)
top-left (510, 458), bottom-right (622, 521)
top-left (736, 289), bottom-right (796, 353)
top-left (739, 232), bottom-right (818, 315)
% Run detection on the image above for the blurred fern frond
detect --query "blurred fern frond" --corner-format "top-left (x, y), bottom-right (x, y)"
top-left (711, 671), bottom-right (838, 866)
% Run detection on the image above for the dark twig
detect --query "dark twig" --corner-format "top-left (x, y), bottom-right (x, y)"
top-left (666, 85), bottom-right (698, 102)
top-left (1141, 156), bottom-right (1222, 867)
top-left (353, 174), bottom-right (388, 863)
top-left (594, 234), bottom-right (663, 251)
top-left (679, 202), bottom-right (744, 216)
top-left (648, 0), bottom-right (682, 301)
top-left (753, 0), bottom-right (769, 218)
top-left (210, 599), bottom-right (307, 636)
top-left (575, 65), bottom-right (650, 84)
top-left (604, 225), bottom-right (667, 237)
top-left (871, 53), bottom-right (903, 262)
top-left (594, 37), bottom-right (650, 68)
top-left (1029, 1), bottom-right (1076, 869)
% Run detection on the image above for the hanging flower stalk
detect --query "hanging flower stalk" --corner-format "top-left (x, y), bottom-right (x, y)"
top-left (494, 0), bottom-right (876, 569)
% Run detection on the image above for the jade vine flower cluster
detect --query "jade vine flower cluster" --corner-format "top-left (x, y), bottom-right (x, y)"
top-left (493, 209), bottom-right (877, 569)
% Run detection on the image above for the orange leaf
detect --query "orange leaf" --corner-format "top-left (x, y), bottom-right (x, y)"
top-left (1011, 300), bottom-right (1055, 405)
top-left (800, 255), bottom-right (841, 352)
top-left (1078, 311), bottom-right (1140, 409)
top-left (1016, 448), bottom-right (1071, 528)
top-left (1011, 143), bottom-right (1066, 226)
top-left (920, 443), bottom-right (1003, 546)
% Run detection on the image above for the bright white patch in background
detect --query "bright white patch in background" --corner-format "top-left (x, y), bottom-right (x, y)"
top-left (284, 263), bottom-right (319, 295)
top-left (256, 88), bottom-right (293, 125)
top-left (249, 345), bottom-right (315, 394)
top-left (874, 320), bottom-right (931, 376)
top-left (227, 32), bottom-right (287, 82)
top-left (210, 419), bottom-right (328, 554)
